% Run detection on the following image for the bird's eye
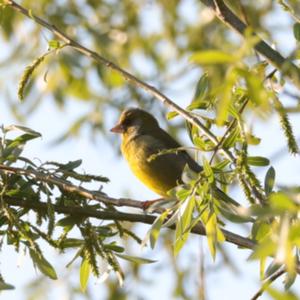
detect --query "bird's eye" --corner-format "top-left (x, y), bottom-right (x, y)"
top-left (122, 118), bottom-right (132, 127)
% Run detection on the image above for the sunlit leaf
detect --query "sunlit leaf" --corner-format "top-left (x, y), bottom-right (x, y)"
top-left (80, 258), bottom-right (90, 292)
top-left (115, 254), bottom-right (156, 264)
top-left (190, 50), bottom-right (235, 64)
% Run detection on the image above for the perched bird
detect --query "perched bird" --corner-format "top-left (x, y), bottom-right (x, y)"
top-left (110, 108), bottom-right (202, 198)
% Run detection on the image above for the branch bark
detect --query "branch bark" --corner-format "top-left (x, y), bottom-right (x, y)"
top-left (4, 196), bottom-right (256, 250)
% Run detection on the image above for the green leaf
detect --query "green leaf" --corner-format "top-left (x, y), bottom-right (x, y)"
top-left (202, 157), bottom-right (214, 183)
top-left (205, 213), bottom-right (225, 259)
top-left (190, 50), bottom-right (235, 64)
top-left (293, 23), bottom-right (300, 42)
top-left (149, 211), bottom-right (169, 249)
top-left (0, 282), bottom-right (14, 290)
top-left (60, 238), bottom-right (84, 248)
top-left (29, 249), bottom-right (57, 280)
top-left (174, 196), bottom-right (195, 256)
top-left (104, 243), bottom-right (124, 253)
top-left (80, 258), bottom-right (90, 292)
top-left (269, 192), bottom-right (297, 213)
top-left (247, 156), bottom-right (270, 167)
top-left (48, 40), bottom-right (61, 49)
top-left (115, 254), bottom-right (156, 264)
top-left (264, 166), bottom-right (275, 195)
top-left (59, 159), bottom-right (82, 171)
top-left (4, 125), bottom-right (41, 137)
top-left (249, 239), bottom-right (276, 260)
top-left (222, 125), bottom-right (240, 149)
top-left (166, 111), bottom-right (179, 120)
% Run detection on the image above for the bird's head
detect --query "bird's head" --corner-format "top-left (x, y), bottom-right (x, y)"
top-left (110, 108), bottom-right (159, 137)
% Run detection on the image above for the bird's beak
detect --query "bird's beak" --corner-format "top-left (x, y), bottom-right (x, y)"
top-left (110, 123), bottom-right (125, 134)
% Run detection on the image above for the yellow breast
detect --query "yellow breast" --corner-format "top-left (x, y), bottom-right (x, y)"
top-left (121, 135), bottom-right (182, 197)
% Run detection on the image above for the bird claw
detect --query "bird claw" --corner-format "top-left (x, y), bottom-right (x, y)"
top-left (142, 198), bottom-right (164, 210)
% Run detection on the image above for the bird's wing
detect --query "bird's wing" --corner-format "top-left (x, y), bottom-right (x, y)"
top-left (152, 127), bottom-right (203, 173)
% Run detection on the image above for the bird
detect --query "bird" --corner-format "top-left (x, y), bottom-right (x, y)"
top-left (110, 108), bottom-right (203, 202)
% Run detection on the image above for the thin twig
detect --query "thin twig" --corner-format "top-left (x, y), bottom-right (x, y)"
top-left (250, 269), bottom-right (285, 300)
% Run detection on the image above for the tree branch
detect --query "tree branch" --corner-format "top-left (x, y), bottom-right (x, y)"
top-left (4, 196), bottom-right (256, 250)
top-left (250, 269), bottom-right (285, 300)
top-left (3, 0), bottom-right (235, 163)
top-left (201, 0), bottom-right (300, 88)
top-left (3, 0), bottom-right (267, 204)
top-left (0, 164), bottom-right (146, 210)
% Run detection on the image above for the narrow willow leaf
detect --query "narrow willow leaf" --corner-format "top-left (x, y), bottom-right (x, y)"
top-left (0, 282), bottom-right (14, 290)
top-left (222, 125), bottom-right (240, 149)
top-left (205, 213), bottom-right (218, 259)
top-left (149, 210), bottom-right (169, 249)
top-left (4, 125), bottom-right (41, 137)
top-left (247, 156), bottom-right (270, 167)
top-left (216, 69), bottom-right (236, 125)
top-left (293, 23), bottom-right (300, 42)
top-left (80, 258), bottom-right (90, 292)
top-left (29, 249), bottom-right (57, 280)
top-left (166, 111), bottom-right (179, 120)
top-left (115, 254), bottom-right (156, 264)
top-left (174, 197), bottom-right (195, 256)
top-left (59, 159), bottom-right (82, 170)
top-left (270, 192), bottom-right (297, 213)
top-left (190, 50), bottom-right (235, 64)
top-left (202, 157), bottom-right (214, 183)
top-left (264, 166), bottom-right (275, 195)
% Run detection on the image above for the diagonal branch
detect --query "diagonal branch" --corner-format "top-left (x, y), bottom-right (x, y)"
top-left (3, 0), bottom-right (266, 204)
top-left (201, 0), bottom-right (300, 88)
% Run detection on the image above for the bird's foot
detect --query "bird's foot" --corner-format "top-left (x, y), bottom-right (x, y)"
top-left (142, 198), bottom-right (165, 211)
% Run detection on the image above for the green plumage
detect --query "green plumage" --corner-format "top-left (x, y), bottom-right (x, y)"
top-left (111, 108), bottom-right (202, 197)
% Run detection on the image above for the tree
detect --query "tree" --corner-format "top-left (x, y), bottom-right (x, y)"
top-left (0, 0), bottom-right (300, 299)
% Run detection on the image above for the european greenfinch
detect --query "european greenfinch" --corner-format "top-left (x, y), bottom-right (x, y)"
top-left (110, 108), bottom-right (202, 198)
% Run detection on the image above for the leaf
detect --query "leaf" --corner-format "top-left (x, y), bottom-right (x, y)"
top-left (104, 243), bottom-right (124, 253)
top-left (205, 213), bottom-right (224, 259)
top-left (293, 23), bottom-right (300, 42)
top-left (149, 211), bottom-right (169, 249)
top-left (190, 50), bottom-right (235, 64)
top-left (59, 159), bottom-right (82, 171)
top-left (0, 282), bottom-right (14, 290)
top-left (29, 249), bottom-right (57, 280)
top-left (115, 254), bottom-right (156, 264)
top-left (48, 40), bottom-right (61, 49)
top-left (4, 125), bottom-right (41, 137)
top-left (270, 192), bottom-right (297, 213)
top-left (202, 157), bottom-right (214, 183)
top-left (80, 258), bottom-right (90, 292)
top-left (247, 156), bottom-right (270, 167)
top-left (174, 196), bottom-right (195, 256)
top-left (264, 166), bottom-right (275, 195)
top-left (166, 111), bottom-right (179, 120)
top-left (249, 239), bottom-right (276, 260)
top-left (222, 124), bottom-right (240, 149)
top-left (187, 73), bottom-right (210, 111)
